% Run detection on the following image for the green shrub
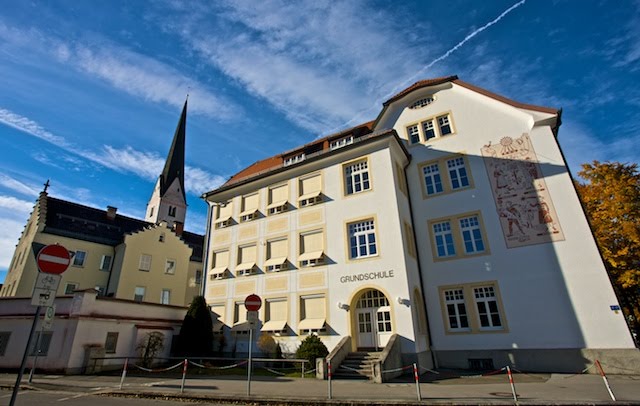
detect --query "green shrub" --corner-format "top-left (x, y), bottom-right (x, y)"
top-left (295, 335), bottom-right (328, 367)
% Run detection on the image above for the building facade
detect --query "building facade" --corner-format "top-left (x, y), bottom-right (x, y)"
top-left (202, 76), bottom-right (637, 372)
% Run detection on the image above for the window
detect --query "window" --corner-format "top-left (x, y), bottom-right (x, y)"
top-left (432, 221), bottom-right (456, 258)
top-left (344, 159), bottom-right (371, 195)
top-left (348, 219), bottom-right (377, 259)
top-left (168, 206), bottom-right (176, 217)
top-left (265, 238), bottom-right (288, 272)
top-left (232, 302), bottom-right (249, 334)
top-left (447, 157), bottom-right (469, 190)
top-left (95, 286), bottom-right (106, 296)
top-left (407, 124), bottom-right (420, 144)
top-left (437, 114), bottom-right (452, 135)
top-left (377, 311), bottom-right (392, 332)
top-left (73, 251), bottom-right (86, 267)
top-left (419, 155), bottom-right (472, 198)
top-left (236, 244), bottom-right (257, 276)
top-left (105, 332), bottom-right (118, 354)
top-left (404, 222), bottom-right (417, 258)
top-left (0, 332), bottom-right (10, 356)
top-left (99, 255), bottom-right (112, 271)
top-left (444, 289), bottom-right (469, 331)
top-left (409, 96), bottom-right (435, 109)
top-left (284, 153), bottom-right (305, 166)
top-left (474, 286), bottom-right (502, 329)
top-left (134, 286), bottom-right (145, 302)
top-left (210, 303), bottom-right (225, 325)
top-left (215, 201), bottom-right (233, 229)
top-left (240, 193), bottom-right (259, 222)
top-left (298, 173), bottom-right (322, 207)
top-left (64, 283), bottom-right (78, 295)
top-left (139, 254), bottom-right (152, 271)
top-left (262, 299), bottom-right (288, 333)
top-left (210, 250), bottom-right (230, 280)
top-left (422, 163), bottom-right (443, 195)
top-left (161, 289), bottom-right (171, 305)
top-left (29, 332), bottom-right (52, 356)
top-left (159, 233), bottom-right (165, 242)
top-left (149, 206), bottom-right (154, 217)
top-left (459, 216), bottom-right (485, 254)
top-left (299, 294), bottom-right (326, 334)
top-left (440, 283), bottom-right (506, 334)
top-left (395, 163), bottom-right (408, 196)
top-left (195, 270), bottom-right (202, 284)
top-left (299, 230), bottom-right (324, 267)
top-left (422, 119), bottom-right (436, 140)
top-left (267, 183), bottom-right (289, 215)
top-left (429, 213), bottom-right (488, 260)
top-left (165, 259), bottom-right (176, 274)
top-left (330, 136), bottom-right (353, 150)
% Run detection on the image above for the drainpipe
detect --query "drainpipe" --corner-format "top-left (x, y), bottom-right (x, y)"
top-left (200, 200), bottom-right (215, 297)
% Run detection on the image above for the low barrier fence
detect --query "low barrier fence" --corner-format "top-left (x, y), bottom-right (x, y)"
top-left (100, 357), bottom-right (620, 402)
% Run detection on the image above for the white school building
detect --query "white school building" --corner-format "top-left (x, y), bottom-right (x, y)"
top-left (200, 76), bottom-right (637, 376)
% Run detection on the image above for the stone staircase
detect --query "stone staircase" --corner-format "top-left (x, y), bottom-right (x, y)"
top-left (333, 351), bottom-right (382, 380)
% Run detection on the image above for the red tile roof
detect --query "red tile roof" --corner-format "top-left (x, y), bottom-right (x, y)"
top-left (383, 76), bottom-right (459, 106)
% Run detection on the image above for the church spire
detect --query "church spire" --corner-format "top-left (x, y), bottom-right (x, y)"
top-left (145, 99), bottom-right (188, 227)
top-left (160, 98), bottom-right (187, 202)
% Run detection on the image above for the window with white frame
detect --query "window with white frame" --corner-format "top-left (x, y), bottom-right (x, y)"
top-left (99, 255), bottom-right (112, 271)
top-left (447, 157), bottom-right (470, 190)
top-left (267, 183), bottom-right (288, 215)
top-left (348, 219), bottom-right (377, 259)
top-left (299, 230), bottom-right (324, 267)
top-left (134, 286), bottom-right (145, 302)
top-left (474, 286), bottom-right (503, 329)
top-left (422, 163), bottom-right (443, 195)
top-left (284, 153), bottom-right (305, 166)
top-left (422, 119), bottom-right (436, 140)
top-left (73, 251), bottom-right (86, 267)
top-left (236, 244), bottom-right (257, 276)
top-left (407, 124), bottom-right (420, 144)
top-left (265, 238), bottom-right (288, 272)
top-left (409, 96), bottom-right (435, 109)
top-left (437, 114), bottom-right (452, 135)
top-left (139, 254), bottom-right (152, 271)
top-left (329, 135), bottom-right (353, 150)
top-left (64, 283), bottom-right (78, 295)
top-left (210, 250), bottom-right (230, 280)
top-left (161, 289), bottom-right (171, 305)
top-left (240, 193), bottom-right (259, 222)
top-left (299, 294), bottom-right (326, 334)
top-left (459, 216), bottom-right (485, 254)
top-left (298, 173), bottom-right (322, 207)
top-left (165, 259), bottom-right (176, 274)
top-left (215, 201), bottom-right (233, 229)
top-left (432, 221), bottom-right (456, 258)
top-left (444, 289), bottom-right (470, 331)
top-left (344, 159), bottom-right (371, 195)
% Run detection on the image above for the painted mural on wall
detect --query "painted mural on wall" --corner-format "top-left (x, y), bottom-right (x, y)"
top-left (481, 133), bottom-right (564, 248)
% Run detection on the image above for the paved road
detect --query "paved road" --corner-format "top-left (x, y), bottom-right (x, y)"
top-left (0, 390), bottom-right (210, 405)
top-left (1, 371), bottom-right (640, 405)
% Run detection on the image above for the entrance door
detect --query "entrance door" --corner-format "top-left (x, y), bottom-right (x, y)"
top-left (355, 289), bottom-right (391, 350)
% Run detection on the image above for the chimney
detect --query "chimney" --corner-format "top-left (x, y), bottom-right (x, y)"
top-left (173, 221), bottom-right (184, 236)
top-left (106, 206), bottom-right (117, 220)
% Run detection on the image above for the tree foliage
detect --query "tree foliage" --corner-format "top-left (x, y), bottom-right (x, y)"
top-left (575, 161), bottom-right (640, 340)
top-left (295, 335), bottom-right (328, 367)
top-left (176, 296), bottom-right (214, 357)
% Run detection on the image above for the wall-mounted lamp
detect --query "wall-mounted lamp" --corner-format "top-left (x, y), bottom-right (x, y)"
top-left (397, 297), bottom-right (410, 306)
top-left (337, 302), bottom-right (350, 311)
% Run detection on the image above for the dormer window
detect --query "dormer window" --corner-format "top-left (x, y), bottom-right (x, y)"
top-left (284, 153), bottom-right (305, 166)
top-left (330, 136), bottom-right (353, 150)
top-left (409, 96), bottom-right (435, 109)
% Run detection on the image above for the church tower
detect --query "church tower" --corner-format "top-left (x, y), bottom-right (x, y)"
top-left (145, 100), bottom-right (188, 228)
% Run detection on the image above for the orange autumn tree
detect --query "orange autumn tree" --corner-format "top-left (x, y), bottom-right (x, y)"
top-left (575, 161), bottom-right (640, 342)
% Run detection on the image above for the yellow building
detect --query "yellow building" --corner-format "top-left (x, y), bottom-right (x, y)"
top-left (0, 101), bottom-right (203, 306)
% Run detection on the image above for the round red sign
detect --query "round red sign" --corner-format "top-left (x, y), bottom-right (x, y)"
top-left (244, 294), bottom-right (262, 311)
top-left (37, 244), bottom-right (71, 275)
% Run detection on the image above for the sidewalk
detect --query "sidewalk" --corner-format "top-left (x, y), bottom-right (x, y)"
top-left (1, 371), bottom-right (640, 405)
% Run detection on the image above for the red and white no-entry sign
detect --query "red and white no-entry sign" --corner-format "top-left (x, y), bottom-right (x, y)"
top-left (244, 294), bottom-right (262, 311)
top-left (37, 244), bottom-right (71, 275)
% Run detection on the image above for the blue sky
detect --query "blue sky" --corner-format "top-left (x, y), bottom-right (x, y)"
top-left (1, 0), bottom-right (639, 283)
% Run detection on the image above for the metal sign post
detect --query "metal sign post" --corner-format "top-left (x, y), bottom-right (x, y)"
top-left (28, 306), bottom-right (54, 383)
top-left (9, 306), bottom-right (41, 406)
top-left (244, 294), bottom-right (261, 397)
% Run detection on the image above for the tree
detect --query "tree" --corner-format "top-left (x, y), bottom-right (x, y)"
top-left (575, 161), bottom-right (640, 342)
top-left (137, 332), bottom-right (164, 367)
top-left (295, 335), bottom-right (328, 368)
top-left (176, 296), bottom-right (214, 357)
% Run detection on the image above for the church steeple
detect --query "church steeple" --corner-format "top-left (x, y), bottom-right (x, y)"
top-left (145, 99), bottom-right (188, 227)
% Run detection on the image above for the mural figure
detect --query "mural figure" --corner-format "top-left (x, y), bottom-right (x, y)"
top-left (482, 133), bottom-right (564, 248)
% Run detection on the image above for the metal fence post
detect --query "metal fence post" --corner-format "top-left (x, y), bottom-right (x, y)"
top-left (506, 366), bottom-right (518, 403)
top-left (301, 360), bottom-right (305, 378)
top-left (413, 363), bottom-right (422, 401)
top-left (328, 360), bottom-right (332, 400)
top-left (119, 358), bottom-right (128, 390)
top-left (595, 360), bottom-right (616, 401)
top-left (180, 359), bottom-right (187, 393)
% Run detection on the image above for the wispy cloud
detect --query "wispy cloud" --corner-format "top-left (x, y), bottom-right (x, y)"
top-left (0, 174), bottom-right (40, 197)
top-left (0, 108), bottom-right (224, 195)
top-left (0, 195), bottom-right (34, 214)
top-left (0, 195), bottom-right (34, 270)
